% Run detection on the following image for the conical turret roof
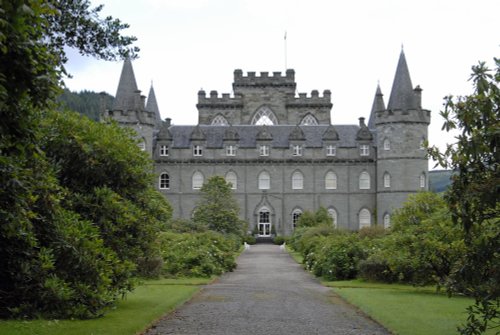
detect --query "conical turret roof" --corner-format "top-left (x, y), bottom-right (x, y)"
top-left (368, 84), bottom-right (385, 129)
top-left (113, 58), bottom-right (139, 110)
top-left (387, 50), bottom-right (417, 111)
top-left (146, 84), bottom-right (162, 128)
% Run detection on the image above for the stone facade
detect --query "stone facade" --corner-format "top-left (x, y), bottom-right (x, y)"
top-left (102, 50), bottom-right (431, 237)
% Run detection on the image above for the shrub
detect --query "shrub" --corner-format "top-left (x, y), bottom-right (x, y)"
top-left (243, 235), bottom-right (257, 245)
top-left (273, 236), bottom-right (286, 245)
top-left (358, 254), bottom-right (397, 283)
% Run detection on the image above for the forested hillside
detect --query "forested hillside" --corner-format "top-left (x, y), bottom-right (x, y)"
top-left (58, 89), bottom-right (114, 121)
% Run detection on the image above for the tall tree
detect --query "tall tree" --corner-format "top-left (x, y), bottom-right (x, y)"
top-left (429, 58), bottom-right (499, 334)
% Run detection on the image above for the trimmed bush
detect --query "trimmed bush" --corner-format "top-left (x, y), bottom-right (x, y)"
top-left (273, 236), bottom-right (286, 245)
top-left (243, 235), bottom-right (257, 245)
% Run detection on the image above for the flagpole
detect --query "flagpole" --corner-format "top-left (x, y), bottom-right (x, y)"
top-left (284, 31), bottom-right (287, 71)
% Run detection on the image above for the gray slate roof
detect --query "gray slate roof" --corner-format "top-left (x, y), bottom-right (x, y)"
top-left (387, 50), bottom-right (418, 111)
top-left (165, 125), bottom-right (369, 148)
top-left (113, 58), bottom-right (138, 111)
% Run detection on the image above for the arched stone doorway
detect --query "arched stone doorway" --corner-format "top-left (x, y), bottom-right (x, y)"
top-left (257, 207), bottom-right (271, 237)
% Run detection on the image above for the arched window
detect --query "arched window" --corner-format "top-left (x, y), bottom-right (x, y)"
top-left (384, 213), bottom-right (391, 228)
top-left (383, 172), bottom-right (391, 188)
top-left (211, 114), bottom-right (229, 126)
top-left (292, 209), bottom-right (303, 228)
top-left (300, 114), bottom-right (318, 125)
top-left (192, 171), bottom-right (204, 189)
top-left (359, 171), bottom-right (370, 190)
top-left (325, 171), bottom-right (338, 190)
top-left (420, 137), bottom-right (426, 150)
top-left (328, 208), bottom-right (338, 228)
top-left (159, 173), bottom-right (170, 189)
top-left (225, 171), bottom-right (237, 190)
top-left (383, 138), bottom-right (391, 151)
top-left (251, 107), bottom-right (278, 125)
top-left (292, 171), bottom-right (304, 189)
top-left (138, 138), bottom-right (146, 151)
top-left (420, 173), bottom-right (426, 188)
top-left (258, 171), bottom-right (270, 190)
top-left (359, 208), bottom-right (371, 229)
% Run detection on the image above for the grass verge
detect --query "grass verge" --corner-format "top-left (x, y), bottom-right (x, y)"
top-left (0, 277), bottom-right (212, 335)
top-left (325, 279), bottom-right (495, 335)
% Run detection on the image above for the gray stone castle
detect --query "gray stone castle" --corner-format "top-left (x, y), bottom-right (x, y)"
top-left (102, 50), bottom-right (430, 237)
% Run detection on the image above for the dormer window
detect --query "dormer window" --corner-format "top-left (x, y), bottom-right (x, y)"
top-left (193, 145), bottom-right (203, 156)
top-left (259, 145), bottom-right (269, 156)
top-left (292, 145), bottom-right (303, 156)
top-left (326, 145), bottom-right (336, 156)
top-left (226, 145), bottom-right (237, 156)
top-left (360, 144), bottom-right (370, 156)
top-left (160, 145), bottom-right (169, 156)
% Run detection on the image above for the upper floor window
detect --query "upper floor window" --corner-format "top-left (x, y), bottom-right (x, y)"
top-left (258, 171), bottom-right (270, 190)
top-left (300, 114), bottom-right (318, 125)
top-left (360, 144), bottom-right (370, 156)
top-left (292, 171), bottom-right (304, 190)
top-left (325, 171), bottom-right (337, 190)
top-left (226, 145), bottom-right (237, 156)
top-left (420, 138), bottom-right (426, 150)
top-left (192, 171), bottom-right (204, 189)
top-left (138, 139), bottom-right (146, 151)
top-left (211, 114), bottom-right (229, 126)
top-left (252, 107), bottom-right (278, 125)
top-left (225, 171), bottom-right (237, 190)
top-left (420, 173), bottom-right (426, 188)
top-left (292, 144), bottom-right (303, 156)
top-left (359, 208), bottom-right (371, 229)
top-left (383, 213), bottom-right (391, 228)
top-left (159, 173), bottom-right (170, 189)
top-left (326, 145), bottom-right (336, 156)
top-left (383, 139), bottom-right (391, 151)
top-left (359, 171), bottom-right (370, 190)
top-left (328, 208), bottom-right (338, 228)
top-left (292, 209), bottom-right (303, 228)
top-left (383, 172), bottom-right (391, 188)
top-left (193, 145), bottom-right (203, 156)
top-left (259, 145), bottom-right (270, 156)
top-left (160, 145), bottom-right (169, 156)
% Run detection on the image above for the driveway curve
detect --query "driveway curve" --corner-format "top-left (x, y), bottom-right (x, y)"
top-left (145, 244), bottom-right (390, 335)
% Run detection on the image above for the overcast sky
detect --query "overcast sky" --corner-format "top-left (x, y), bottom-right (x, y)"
top-left (65, 0), bottom-right (499, 168)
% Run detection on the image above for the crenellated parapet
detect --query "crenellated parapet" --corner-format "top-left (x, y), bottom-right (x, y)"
top-left (102, 109), bottom-right (157, 126)
top-left (233, 69), bottom-right (296, 89)
top-left (375, 108), bottom-right (431, 125)
top-left (196, 90), bottom-right (243, 109)
top-left (286, 90), bottom-right (332, 108)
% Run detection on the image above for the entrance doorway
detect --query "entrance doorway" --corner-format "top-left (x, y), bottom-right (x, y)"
top-left (258, 208), bottom-right (271, 236)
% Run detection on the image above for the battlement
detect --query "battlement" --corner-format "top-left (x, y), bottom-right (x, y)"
top-left (197, 90), bottom-right (243, 109)
top-left (286, 90), bottom-right (332, 107)
top-left (233, 69), bottom-right (296, 88)
top-left (102, 109), bottom-right (157, 126)
top-left (375, 108), bottom-right (431, 125)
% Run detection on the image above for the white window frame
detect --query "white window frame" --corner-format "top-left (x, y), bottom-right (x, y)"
top-left (193, 145), bottom-right (203, 157)
top-left (159, 173), bottom-right (170, 190)
top-left (225, 171), bottom-right (237, 190)
top-left (359, 171), bottom-right (370, 190)
top-left (211, 114), bottom-right (229, 126)
top-left (420, 173), bottom-right (426, 188)
top-left (384, 172), bottom-right (391, 188)
top-left (383, 139), bottom-right (391, 151)
top-left (138, 139), bottom-right (146, 151)
top-left (259, 145), bottom-right (269, 156)
top-left (159, 145), bottom-right (169, 157)
top-left (328, 208), bottom-right (338, 228)
top-left (258, 171), bottom-right (270, 190)
top-left (359, 208), bottom-right (371, 229)
top-left (226, 145), bottom-right (237, 156)
top-left (292, 144), bottom-right (303, 156)
top-left (326, 145), bottom-right (336, 156)
top-left (252, 107), bottom-right (278, 125)
top-left (192, 171), bottom-right (204, 189)
top-left (292, 209), bottom-right (303, 228)
top-left (360, 144), bottom-right (370, 156)
top-left (300, 114), bottom-right (318, 125)
top-left (292, 171), bottom-right (304, 190)
top-left (384, 213), bottom-right (391, 228)
top-left (325, 171), bottom-right (337, 190)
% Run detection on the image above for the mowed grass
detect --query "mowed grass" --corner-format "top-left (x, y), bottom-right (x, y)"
top-left (324, 280), bottom-right (496, 335)
top-left (0, 277), bottom-right (213, 335)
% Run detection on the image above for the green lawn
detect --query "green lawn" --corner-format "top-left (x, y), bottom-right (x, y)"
top-left (324, 280), bottom-right (495, 335)
top-left (0, 277), bottom-right (212, 335)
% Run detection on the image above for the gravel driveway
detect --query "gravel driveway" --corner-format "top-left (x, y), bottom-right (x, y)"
top-left (145, 244), bottom-right (390, 335)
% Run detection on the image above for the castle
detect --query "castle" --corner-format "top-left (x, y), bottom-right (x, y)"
top-left (103, 50), bottom-right (430, 237)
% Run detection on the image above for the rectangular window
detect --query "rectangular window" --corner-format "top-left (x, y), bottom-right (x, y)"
top-left (360, 144), bottom-right (370, 156)
top-left (259, 145), bottom-right (269, 156)
top-left (193, 145), bottom-right (203, 156)
top-left (292, 145), bottom-right (303, 156)
top-left (226, 145), bottom-right (236, 156)
top-left (160, 145), bottom-right (169, 156)
top-left (326, 145), bottom-right (336, 156)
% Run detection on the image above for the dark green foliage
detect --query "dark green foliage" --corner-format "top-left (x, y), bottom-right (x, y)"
top-left (273, 236), bottom-right (286, 245)
top-left (193, 176), bottom-right (246, 236)
top-left (158, 231), bottom-right (238, 278)
top-left (57, 89), bottom-right (114, 121)
top-left (243, 235), bottom-right (257, 245)
top-left (165, 218), bottom-right (208, 233)
top-left (429, 58), bottom-right (500, 334)
top-left (296, 207), bottom-right (333, 228)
